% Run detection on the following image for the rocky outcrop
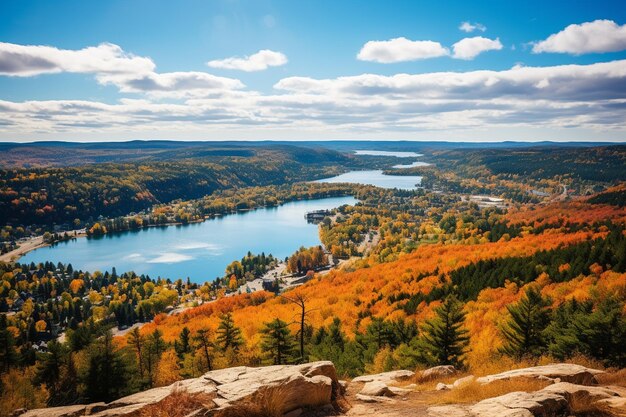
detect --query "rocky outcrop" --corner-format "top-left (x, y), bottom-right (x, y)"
top-left (359, 381), bottom-right (397, 397)
top-left (18, 361), bottom-right (342, 417)
top-left (475, 363), bottom-right (604, 386)
top-left (428, 382), bottom-right (625, 417)
top-left (352, 370), bottom-right (414, 384)
top-left (420, 365), bottom-right (456, 381)
top-left (436, 375), bottom-right (475, 391)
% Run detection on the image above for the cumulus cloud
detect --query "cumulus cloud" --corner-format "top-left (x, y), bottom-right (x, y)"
top-left (459, 21), bottom-right (486, 33)
top-left (452, 36), bottom-right (503, 59)
top-left (0, 42), bottom-right (155, 76)
top-left (2, 59), bottom-right (625, 139)
top-left (97, 71), bottom-right (244, 96)
top-left (0, 41), bottom-right (245, 98)
top-left (533, 19), bottom-right (626, 54)
top-left (207, 49), bottom-right (287, 71)
top-left (274, 60), bottom-right (626, 101)
top-left (357, 37), bottom-right (449, 63)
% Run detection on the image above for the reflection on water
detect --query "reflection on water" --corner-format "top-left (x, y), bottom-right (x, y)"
top-left (315, 170), bottom-right (422, 190)
top-left (20, 196), bottom-right (357, 283)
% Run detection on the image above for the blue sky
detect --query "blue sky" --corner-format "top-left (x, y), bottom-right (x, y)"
top-left (1, 0), bottom-right (625, 142)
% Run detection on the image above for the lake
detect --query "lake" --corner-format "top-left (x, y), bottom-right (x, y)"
top-left (354, 150), bottom-right (422, 158)
top-left (315, 170), bottom-right (422, 190)
top-left (20, 196), bottom-right (357, 283)
top-left (392, 161), bottom-right (431, 169)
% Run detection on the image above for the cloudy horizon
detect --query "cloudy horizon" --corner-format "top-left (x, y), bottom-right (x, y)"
top-left (1, 1), bottom-right (625, 143)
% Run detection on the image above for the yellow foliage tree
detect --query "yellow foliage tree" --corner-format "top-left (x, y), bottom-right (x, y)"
top-left (155, 350), bottom-right (181, 386)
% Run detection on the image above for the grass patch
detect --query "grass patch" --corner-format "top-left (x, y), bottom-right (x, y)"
top-left (596, 368), bottom-right (626, 388)
top-left (429, 378), bottom-right (552, 405)
top-left (134, 388), bottom-right (216, 417)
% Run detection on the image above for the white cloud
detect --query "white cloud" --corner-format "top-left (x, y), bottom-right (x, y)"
top-left (207, 49), bottom-right (287, 71)
top-left (147, 253), bottom-right (193, 263)
top-left (0, 41), bottom-right (246, 98)
top-left (533, 19), bottom-right (626, 54)
top-left (452, 36), bottom-right (503, 59)
top-left (459, 21), bottom-right (486, 33)
top-left (97, 71), bottom-right (244, 96)
top-left (0, 42), bottom-right (155, 76)
top-left (357, 37), bottom-right (449, 63)
top-left (2, 57), bottom-right (626, 139)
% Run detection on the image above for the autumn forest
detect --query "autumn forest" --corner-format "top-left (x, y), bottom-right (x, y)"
top-left (0, 141), bottom-right (625, 414)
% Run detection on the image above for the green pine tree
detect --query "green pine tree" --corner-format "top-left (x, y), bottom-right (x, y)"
top-left (175, 327), bottom-right (192, 359)
top-left (500, 287), bottom-right (551, 358)
top-left (0, 314), bottom-right (18, 373)
top-left (84, 331), bottom-right (132, 403)
top-left (216, 313), bottom-right (243, 352)
top-left (420, 295), bottom-right (469, 367)
top-left (260, 318), bottom-right (295, 365)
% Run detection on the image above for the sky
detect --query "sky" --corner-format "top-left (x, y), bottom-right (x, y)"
top-left (0, 0), bottom-right (625, 142)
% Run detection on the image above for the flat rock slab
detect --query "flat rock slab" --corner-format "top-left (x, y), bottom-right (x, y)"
top-left (352, 370), bottom-right (414, 384)
top-left (475, 363), bottom-right (604, 386)
top-left (420, 365), bottom-right (456, 381)
top-left (18, 361), bottom-right (340, 417)
top-left (428, 381), bottom-right (624, 417)
top-left (359, 381), bottom-right (397, 397)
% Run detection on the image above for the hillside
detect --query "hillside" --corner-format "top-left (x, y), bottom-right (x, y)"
top-left (138, 195), bottom-right (626, 375)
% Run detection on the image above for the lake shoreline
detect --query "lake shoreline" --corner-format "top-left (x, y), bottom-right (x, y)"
top-left (16, 196), bottom-right (358, 282)
top-left (2, 194), bottom-right (358, 265)
top-left (0, 229), bottom-right (88, 263)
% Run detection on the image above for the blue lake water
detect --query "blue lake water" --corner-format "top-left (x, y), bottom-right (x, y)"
top-left (20, 196), bottom-right (357, 283)
top-left (315, 170), bottom-right (422, 190)
top-left (354, 150), bottom-right (423, 158)
top-left (392, 161), bottom-right (431, 169)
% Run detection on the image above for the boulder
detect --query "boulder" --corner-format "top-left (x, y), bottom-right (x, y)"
top-left (355, 394), bottom-right (396, 403)
top-left (420, 365), bottom-right (456, 381)
top-left (352, 370), bottom-right (414, 384)
top-left (428, 391), bottom-right (568, 417)
top-left (470, 391), bottom-right (568, 417)
top-left (475, 364), bottom-right (604, 386)
top-left (18, 361), bottom-right (341, 417)
top-left (542, 381), bottom-right (624, 413)
top-left (428, 381), bottom-right (625, 417)
top-left (436, 375), bottom-right (475, 391)
top-left (359, 381), bottom-right (396, 397)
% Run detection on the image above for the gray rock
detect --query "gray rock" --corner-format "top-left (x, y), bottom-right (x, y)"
top-left (355, 394), bottom-right (396, 403)
top-left (352, 369), bottom-right (414, 384)
top-left (470, 391), bottom-right (568, 417)
top-left (421, 365), bottom-right (456, 380)
top-left (359, 381), bottom-right (396, 397)
top-left (18, 361), bottom-right (340, 417)
top-left (475, 363), bottom-right (604, 386)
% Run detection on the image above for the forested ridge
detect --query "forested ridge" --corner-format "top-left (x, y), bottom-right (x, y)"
top-left (1, 142), bottom-right (626, 414)
top-left (0, 146), bottom-right (353, 233)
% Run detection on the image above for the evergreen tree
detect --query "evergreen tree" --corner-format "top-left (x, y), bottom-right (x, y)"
top-left (545, 299), bottom-right (591, 360)
top-left (193, 329), bottom-right (214, 372)
top-left (216, 313), bottom-right (243, 352)
top-left (35, 341), bottom-right (65, 405)
top-left (146, 329), bottom-right (166, 386)
top-left (500, 287), bottom-right (551, 358)
top-left (0, 314), bottom-right (18, 373)
top-left (420, 295), bottom-right (469, 367)
top-left (84, 331), bottom-right (131, 403)
top-left (127, 327), bottom-right (146, 383)
top-left (175, 327), bottom-right (192, 359)
top-left (260, 318), bottom-right (295, 365)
